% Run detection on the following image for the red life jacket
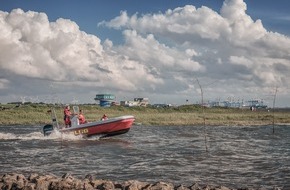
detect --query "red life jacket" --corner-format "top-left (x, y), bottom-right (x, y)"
top-left (64, 108), bottom-right (71, 125)
top-left (78, 114), bottom-right (86, 124)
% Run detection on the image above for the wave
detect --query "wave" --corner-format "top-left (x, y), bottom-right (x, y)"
top-left (0, 132), bottom-right (18, 140)
top-left (0, 130), bottom-right (100, 141)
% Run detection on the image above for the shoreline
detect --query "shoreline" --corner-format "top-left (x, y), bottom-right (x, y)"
top-left (0, 173), bottom-right (281, 190)
top-left (1, 104), bottom-right (290, 126)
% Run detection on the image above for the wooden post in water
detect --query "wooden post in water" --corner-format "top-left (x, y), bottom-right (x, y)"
top-left (272, 87), bottom-right (278, 134)
top-left (196, 78), bottom-right (208, 152)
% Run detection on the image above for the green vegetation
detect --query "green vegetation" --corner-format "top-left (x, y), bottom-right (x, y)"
top-left (0, 103), bottom-right (290, 126)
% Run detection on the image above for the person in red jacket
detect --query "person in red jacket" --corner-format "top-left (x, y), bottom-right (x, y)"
top-left (101, 114), bottom-right (108, 121)
top-left (63, 105), bottom-right (71, 128)
top-left (78, 109), bottom-right (87, 124)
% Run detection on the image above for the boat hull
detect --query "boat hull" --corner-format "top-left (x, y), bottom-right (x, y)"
top-left (44, 115), bottom-right (135, 138)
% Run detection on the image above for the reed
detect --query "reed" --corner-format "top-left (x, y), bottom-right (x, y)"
top-left (0, 103), bottom-right (290, 126)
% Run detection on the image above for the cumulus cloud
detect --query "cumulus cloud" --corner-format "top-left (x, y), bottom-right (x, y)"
top-left (0, 8), bottom-right (161, 102)
top-left (0, 0), bottom-right (290, 106)
top-left (100, 0), bottom-right (290, 105)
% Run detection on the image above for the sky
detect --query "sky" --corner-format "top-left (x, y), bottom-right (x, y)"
top-left (0, 0), bottom-right (290, 107)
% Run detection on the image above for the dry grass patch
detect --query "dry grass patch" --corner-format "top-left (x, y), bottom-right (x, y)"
top-left (0, 103), bottom-right (290, 126)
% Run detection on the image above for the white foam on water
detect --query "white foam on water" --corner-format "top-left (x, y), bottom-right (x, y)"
top-left (38, 129), bottom-right (92, 141)
top-left (0, 132), bottom-right (17, 140)
top-left (83, 135), bottom-right (102, 141)
top-left (0, 131), bottom-right (51, 140)
top-left (0, 129), bottom-right (99, 141)
top-left (20, 132), bottom-right (45, 140)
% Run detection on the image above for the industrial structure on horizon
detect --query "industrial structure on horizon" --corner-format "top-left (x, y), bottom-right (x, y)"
top-left (203, 99), bottom-right (267, 109)
top-left (94, 94), bottom-right (149, 107)
top-left (120, 98), bottom-right (149, 107)
top-left (94, 94), bottom-right (115, 107)
top-left (94, 93), bottom-right (268, 109)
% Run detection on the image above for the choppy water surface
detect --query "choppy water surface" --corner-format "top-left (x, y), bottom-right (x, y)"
top-left (0, 124), bottom-right (289, 189)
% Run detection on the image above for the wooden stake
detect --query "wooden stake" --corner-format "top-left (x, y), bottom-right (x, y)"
top-left (272, 86), bottom-right (278, 134)
top-left (196, 78), bottom-right (208, 152)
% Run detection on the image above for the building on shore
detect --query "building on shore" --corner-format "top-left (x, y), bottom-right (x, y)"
top-left (245, 99), bottom-right (267, 109)
top-left (94, 94), bottom-right (115, 107)
top-left (120, 98), bottom-right (149, 107)
top-left (94, 94), bottom-right (149, 107)
top-left (207, 99), bottom-right (267, 109)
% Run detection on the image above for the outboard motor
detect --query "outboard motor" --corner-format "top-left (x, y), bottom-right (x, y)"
top-left (43, 124), bottom-right (54, 136)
